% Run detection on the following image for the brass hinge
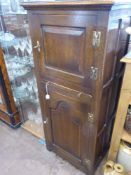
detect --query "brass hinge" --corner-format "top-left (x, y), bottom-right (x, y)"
top-left (88, 113), bottom-right (94, 123)
top-left (90, 67), bottom-right (98, 80)
top-left (92, 31), bottom-right (101, 47)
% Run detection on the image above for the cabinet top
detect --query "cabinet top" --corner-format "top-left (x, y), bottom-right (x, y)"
top-left (21, 0), bottom-right (131, 10)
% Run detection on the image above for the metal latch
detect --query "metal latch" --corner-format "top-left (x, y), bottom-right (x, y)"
top-left (33, 40), bottom-right (41, 52)
top-left (92, 31), bottom-right (101, 47)
top-left (88, 113), bottom-right (94, 123)
top-left (90, 67), bottom-right (98, 80)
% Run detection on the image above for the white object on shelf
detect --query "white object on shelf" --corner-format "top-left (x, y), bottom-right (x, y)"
top-left (125, 27), bottom-right (131, 35)
top-left (117, 141), bottom-right (131, 172)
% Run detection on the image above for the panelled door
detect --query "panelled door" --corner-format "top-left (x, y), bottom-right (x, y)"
top-left (40, 81), bottom-right (93, 172)
top-left (30, 11), bottom-right (97, 94)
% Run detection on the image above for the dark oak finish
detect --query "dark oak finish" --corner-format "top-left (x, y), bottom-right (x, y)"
top-left (0, 48), bottom-right (21, 128)
top-left (22, 1), bottom-right (131, 174)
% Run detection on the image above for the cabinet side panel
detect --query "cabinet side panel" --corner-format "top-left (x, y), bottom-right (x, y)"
top-left (96, 10), bottom-right (131, 164)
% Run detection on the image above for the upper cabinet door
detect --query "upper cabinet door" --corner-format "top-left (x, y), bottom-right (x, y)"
top-left (30, 12), bottom-right (97, 94)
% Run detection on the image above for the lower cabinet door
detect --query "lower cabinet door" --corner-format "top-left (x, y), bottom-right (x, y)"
top-left (41, 81), bottom-right (93, 172)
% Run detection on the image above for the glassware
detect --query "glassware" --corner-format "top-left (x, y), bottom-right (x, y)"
top-left (19, 39), bottom-right (27, 57)
top-left (0, 0), bottom-right (42, 126)
top-left (13, 42), bottom-right (20, 57)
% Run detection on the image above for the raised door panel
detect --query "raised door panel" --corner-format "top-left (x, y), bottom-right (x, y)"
top-left (43, 26), bottom-right (85, 75)
top-left (51, 101), bottom-right (82, 158)
top-left (30, 13), bottom-right (97, 94)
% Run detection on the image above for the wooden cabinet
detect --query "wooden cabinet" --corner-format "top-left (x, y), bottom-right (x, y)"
top-left (22, 1), bottom-right (131, 174)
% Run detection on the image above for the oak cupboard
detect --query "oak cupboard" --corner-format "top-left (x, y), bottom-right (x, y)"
top-left (22, 1), bottom-right (131, 174)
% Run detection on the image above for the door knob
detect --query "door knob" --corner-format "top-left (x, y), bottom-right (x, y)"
top-left (33, 40), bottom-right (40, 52)
top-left (45, 82), bottom-right (50, 100)
top-left (43, 118), bottom-right (48, 124)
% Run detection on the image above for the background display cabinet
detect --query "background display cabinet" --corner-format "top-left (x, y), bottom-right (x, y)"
top-left (0, 0), bottom-right (43, 137)
top-left (0, 48), bottom-right (20, 127)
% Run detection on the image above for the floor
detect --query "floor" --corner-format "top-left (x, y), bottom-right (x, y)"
top-left (0, 121), bottom-right (104, 175)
